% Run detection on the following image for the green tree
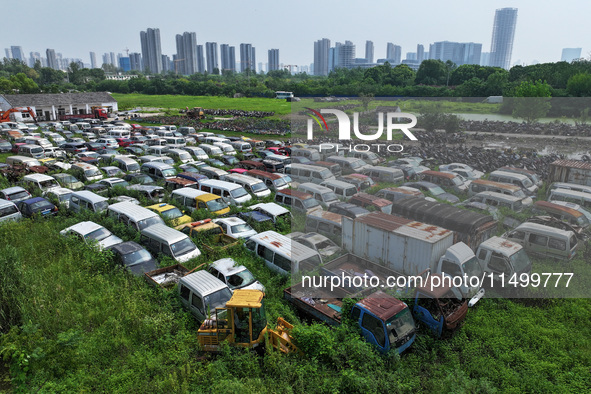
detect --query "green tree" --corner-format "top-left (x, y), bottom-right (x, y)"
top-left (566, 73), bottom-right (591, 96)
top-left (415, 59), bottom-right (447, 85)
top-left (358, 93), bottom-right (374, 111)
top-left (510, 80), bottom-right (552, 123)
top-left (9, 73), bottom-right (39, 93)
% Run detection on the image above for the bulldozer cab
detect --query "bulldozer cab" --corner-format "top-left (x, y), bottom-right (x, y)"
top-left (187, 107), bottom-right (205, 119)
top-left (198, 290), bottom-right (268, 351)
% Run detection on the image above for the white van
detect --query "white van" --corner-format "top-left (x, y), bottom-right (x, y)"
top-left (548, 189), bottom-right (591, 209)
top-left (5, 156), bottom-right (42, 168)
top-left (298, 183), bottom-right (339, 208)
top-left (221, 173), bottom-right (271, 198)
top-left (197, 179), bottom-right (251, 206)
top-left (21, 174), bottom-right (60, 194)
top-left (113, 156), bottom-right (141, 173)
top-left (18, 144), bottom-right (45, 159)
top-left (213, 142), bottom-right (236, 156)
top-left (199, 166), bottom-right (228, 180)
top-left (245, 231), bottom-right (323, 275)
top-left (69, 190), bottom-right (109, 213)
top-left (168, 148), bottom-right (193, 164)
top-left (140, 162), bottom-right (177, 180)
top-left (285, 164), bottom-right (336, 185)
top-left (164, 137), bottom-right (186, 149)
top-left (72, 162), bottom-right (103, 182)
top-left (107, 202), bottom-right (165, 232)
top-left (199, 144), bottom-right (223, 157)
top-left (489, 170), bottom-right (538, 196)
top-left (246, 170), bottom-right (289, 191)
top-left (327, 156), bottom-right (370, 175)
top-left (361, 165), bottom-right (405, 184)
top-left (291, 148), bottom-right (321, 162)
top-left (140, 223), bottom-right (201, 263)
top-left (107, 129), bottom-right (131, 139)
top-left (177, 270), bottom-right (232, 322)
top-left (0, 199), bottom-right (22, 222)
top-left (205, 136), bottom-right (230, 145)
top-left (463, 191), bottom-right (524, 212)
top-left (230, 141), bottom-right (252, 153)
top-left (468, 179), bottom-right (533, 206)
top-left (503, 222), bottom-right (578, 261)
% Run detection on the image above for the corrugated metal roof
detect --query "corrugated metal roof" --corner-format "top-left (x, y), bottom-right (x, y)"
top-left (396, 221), bottom-right (453, 242)
top-left (351, 192), bottom-right (391, 207)
top-left (551, 159), bottom-right (591, 170)
top-left (357, 291), bottom-right (406, 321)
top-left (2, 92), bottom-right (116, 107)
top-left (180, 270), bottom-right (228, 296)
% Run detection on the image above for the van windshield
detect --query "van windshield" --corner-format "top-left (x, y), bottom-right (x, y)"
top-left (138, 216), bottom-right (165, 231)
top-left (226, 269), bottom-right (256, 289)
top-left (251, 183), bottom-right (268, 192)
top-left (319, 169), bottom-right (332, 179)
top-left (230, 188), bottom-right (248, 198)
top-left (350, 160), bottom-right (365, 170)
top-left (170, 238), bottom-right (197, 257)
top-left (522, 178), bottom-right (533, 188)
top-left (274, 178), bottom-right (287, 188)
top-left (128, 163), bottom-right (140, 172)
top-left (206, 198), bottom-right (228, 212)
top-left (94, 201), bottom-right (109, 212)
top-left (303, 198), bottom-right (321, 209)
top-left (85, 169), bottom-right (101, 177)
top-left (513, 189), bottom-right (526, 198)
top-left (162, 168), bottom-right (177, 177)
top-left (85, 227), bottom-right (111, 241)
top-left (510, 249), bottom-right (531, 273)
top-left (31, 147), bottom-right (44, 153)
top-left (451, 177), bottom-right (463, 186)
top-left (323, 192), bottom-right (339, 202)
top-left (204, 288), bottom-right (233, 310)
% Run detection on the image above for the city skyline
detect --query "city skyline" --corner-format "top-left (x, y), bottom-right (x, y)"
top-left (2, 0), bottom-right (589, 70)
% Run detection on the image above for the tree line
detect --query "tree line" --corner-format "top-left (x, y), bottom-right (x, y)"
top-left (1, 57), bottom-right (591, 97)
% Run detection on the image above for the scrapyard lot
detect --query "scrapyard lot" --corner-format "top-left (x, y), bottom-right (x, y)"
top-left (0, 115), bottom-right (590, 392)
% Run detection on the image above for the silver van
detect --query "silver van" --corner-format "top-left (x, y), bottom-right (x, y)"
top-left (199, 166), bottom-right (228, 180)
top-left (0, 199), bottom-right (22, 222)
top-left (362, 165), bottom-right (404, 184)
top-left (230, 141), bottom-right (252, 153)
top-left (298, 183), bottom-right (339, 208)
top-left (168, 148), bottom-right (194, 164)
top-left (468, 179), bottom-right (533, 206)
top-left (197, 179), bottom-right (252, 206)
top-left (178, 270), bottom-right (232, 322)
top-left (221, 173), bottom-right (271, 198)
top-left (126, 185), bottom-right (166, 202)
top-left (199, 144), bottom-right (223, 157)
top-left (72, 162), bottom-right (103, 182)
top-left (291, 148), bottom-right (321, 162)
top-left (140, 162), bottom-right (177, 180)
top-left (547, 182), bottom-right (591, 197)
top-left (463, 191), bottom-right (524, 212)
top-left (489, 170), bottom-right (538, 196)
top-left (113, 156), bottom-right (140, 173)
top-left (548, 189), bottom-right (591, 210)
top-left (327, 156), bottom-right (369, 175)
top-left (349, 151), bottom-right (384, 166)
top-left (503, 222), bottom-right (578, 261)
top-left (107, 201), bottom-right (165, 232)
top-left (320, 179), bottom-right (358, 200)
top-left (140, 223), bottom-right (201, 263)
top-left (69, 190), bottom-right (109, 213)
top-left (5, 156), bottom-right (42, 168)
top-left (245, 231), bottom-right (323, 275)
top-left (285, 164), bottom-right (336, 185)
top-left (304, 210), bottom-right (343, 241)
top-left (18, 144), bottom-right (45, 159)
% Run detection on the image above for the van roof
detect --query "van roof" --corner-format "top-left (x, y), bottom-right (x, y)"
top-left (534, 201), bottom-right (583, 218)
top-left (490, 170), bottom-right (529, 180)
top-left (479, 236), bottom-right (523, 256)
top-left (327, 156), bottom-right (361, 163)
top-left (22, 173), bottom-right (54, 182)
top-left (180, 270), bottom-right (228, 297)
top-left (277, 189), bottom-right (314, 199)
top-left (299, 182), bottom-right (333, 193)
top-left (513, 222), bottom-right (575, 237)
top-left (141, 223), bottom-right (189, 244)
top-left (351, 193), bottom-right (392, 207)
top-left (308, 210), bottom-right (343, 224)
top-left (108, 201), bottom-right (160, 220)
top-left (199, 179), bottom-right (242, 190)
top-left (321, 179), bottom-right (357, 188)
top-left (224, 173), bottom-right (263, 184)
top-left (353, 212), bottom-right (453, 242)
top-left (249, 231), bottom-right (319, 261)
top-left (471, 179), bottom-right (520, 191)
top-left (172, 188), bottom-right (208, 198)
top-left (72, 162), bottom-right (98, 170)
top-left (246, 169), bottom-right (282, 180)
top-left (549, 189), bottom-right (591, 198)
top-left (71, 190), bottom-right (108, 203)
top-left (474, 191), bottom-right (521, 202)
top-left (250, 202), bottom-right (289, 216)
top-left (141, 162), bottom-right (173, 169)
top-left (422, 170), bottom-right (456, 179)
top-left (380, 187), bottom-right (422, 196)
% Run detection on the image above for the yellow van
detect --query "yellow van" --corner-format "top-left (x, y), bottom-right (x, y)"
top-left (147, 203), bottom-right (193, 226)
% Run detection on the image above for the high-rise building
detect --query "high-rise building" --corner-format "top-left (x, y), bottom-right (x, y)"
top-left (175, 32), bottom-right (198, 75)
top-left (417, 44), bottom-right (425, 63)
top-left (480, 52), bottom-right (490, 67)
top-left (268, 49), bottom-right (279, 71)
top-left (196, 45), bottom-right (205, 73)
top-left (386, 43), bottom-right (402, 64)
top-left (46, 49), bottom-right (58, 70)
top-left (206, 42), bottom-right (219, 73)
top-left (119, 57), bottom-right (131, 72)
top-left (10, 46), bottom-right (24, 63)
top-left (129, 53), bottom-right (142, 71)
top-left (314, 38), bottom-right (330, 76)
top-left (220, 44), bottom-right (236, 72)
top-left (102, 53), bottom-right (110, 66)
top-left (110, 52), bottom-right (116, 66)
top-left (489, 8), bottom-right (518, 69)
top-left (365, 41), bottom-right (374, 63)
top-left (89, 52), bottom-right (97, 68)
top-left (4, 48), bottom-right (11, 59)
top-left (29, 52), bottom-right (41, 67)
top-left (429, 41), bottom-right (481, 65)
top-left (140, 28), bottom-right (163, 74)
top-left (561, 48), bottom-right (582, 62)
top-left (161, 55), bottom-right (171, 73)
top-left (240, 43), bottom-right (256, 72)
top-left (338, 41), bottom-right (355, 69)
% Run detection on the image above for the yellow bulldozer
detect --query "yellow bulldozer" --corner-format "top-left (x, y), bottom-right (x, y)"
top-left (186, 107), bottom-right (205, 119)
top-left (197, 289), bottom-right (298, 354)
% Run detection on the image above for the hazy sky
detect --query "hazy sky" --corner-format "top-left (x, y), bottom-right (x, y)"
top-left (2, 0), bottom-right (589, 67)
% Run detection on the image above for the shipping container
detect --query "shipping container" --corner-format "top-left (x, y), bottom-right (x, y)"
top-left (548, 159), bottom-right (591, 186)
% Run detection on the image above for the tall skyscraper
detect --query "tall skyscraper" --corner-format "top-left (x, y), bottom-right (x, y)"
top-left (161, 55), bottom-right (171, 73)
top-left (4, 49), bottom-right (11, 59)
top-left (46, 49), bottom-right (58, 70)
top-left (206, 42), bottom-right (219, 73)
top-left (175, 32), bottom-right (198, 75)
top-left (489, 7), bottom-right (518, 69)
top-left (314, 38), bottom-right (330, 76)
top-left (417, 44), bottom-right (425, 63)
top-left (240, 43), bottom-right (256, 72)
top-left (429, 41), bottom-right (481, 65)
top-left (89, 52), bottom-right (97, 68)
top-left (10, 46), bottom-right (24, 62)
top-left (338, 41), bottom-right (355, 69)
top-left (29, 52), bottom-right (41, 67)
top-left (220, 44), bottom-right (236, 73)
top-left (268, 49), bottom-right (279, 71)
top-left (386, 43), bottom-right (402, 64)
top-left (140, 27), bottom-right (163, 74)
top-left (196, 45), bottom-right (205, 73)
top-left (561, 48), bottom-right (582, 62)
top-left (365, 41), bottom-right (374, 63)
top-left (129, 53), bottom-right (142, 71)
